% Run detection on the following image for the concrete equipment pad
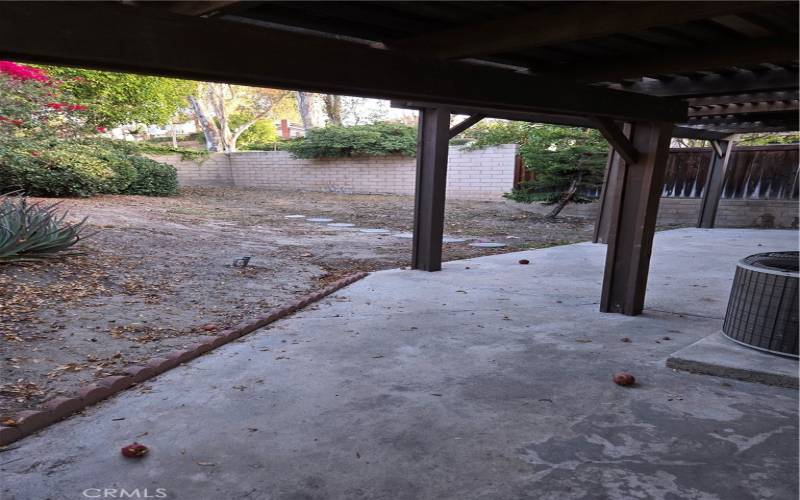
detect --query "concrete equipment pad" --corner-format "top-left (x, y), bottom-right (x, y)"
top-left (667, 331), bottom-right (799, 388)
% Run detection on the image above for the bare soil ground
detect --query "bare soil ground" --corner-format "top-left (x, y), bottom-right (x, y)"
top-left (0, 187), bottom-right (594, 415)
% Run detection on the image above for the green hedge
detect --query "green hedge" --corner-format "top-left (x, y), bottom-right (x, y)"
top-left (0, 140), bottom-right (178, 197)
top-left (286, 123), bottom-right (416, 159)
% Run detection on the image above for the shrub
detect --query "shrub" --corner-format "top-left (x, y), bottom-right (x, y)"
top-left (0, 193), bottom-right (88, 262)
top-left (1, 142), bottom-right (127, 196)
top-left (125, 156), bottom-right (178, 196)
top-left (287, 123), bottom-right (416, 159)
top-left (0, 139), bottom-right (178, 197)
top-left (240, 140), bottom-right (292, 152)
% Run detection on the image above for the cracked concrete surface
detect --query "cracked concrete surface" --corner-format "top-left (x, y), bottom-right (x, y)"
top-left (1, 228), bottom-right (797, 500)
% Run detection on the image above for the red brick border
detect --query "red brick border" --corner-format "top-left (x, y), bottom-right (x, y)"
top-left (0, 272), bottom-right (368, 447)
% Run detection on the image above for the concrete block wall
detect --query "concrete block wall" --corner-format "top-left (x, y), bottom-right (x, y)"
top-left (158, 145), bottom-right (517, 200)
top-left (716, 199), bottom-right (799, 229)
top-left (154, 146), bottom-right (796, 228)
top-left (516, 198), bottom-right (798, 228)
top-left (151, 154), bottom-right (233, 187)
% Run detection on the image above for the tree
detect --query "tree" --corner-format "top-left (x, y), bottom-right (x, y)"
top-left (41, 66), bottom-right (194, 129)
top-left (321, 94), bottom-right (342, 125)
top-left (521, 126), bottom-right (607, 218)
top-left (295, 91), bottom-right (316, 130)
top-left (191, 83), bottom-right (293, 152)
top-left (470, 121), bottom-right (608, 218)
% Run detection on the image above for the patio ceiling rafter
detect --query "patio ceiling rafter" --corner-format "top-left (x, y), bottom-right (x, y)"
top-left (389, 1), bottom-right (765, 59)
top-left (0, 3), bottom-right (686, 124)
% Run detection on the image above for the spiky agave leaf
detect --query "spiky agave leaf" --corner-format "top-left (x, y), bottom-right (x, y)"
top-left (0, 193), bottom-right (91, 263)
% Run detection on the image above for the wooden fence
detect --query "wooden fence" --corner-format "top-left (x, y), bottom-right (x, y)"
top-left (515, 145), bottom-right (799, 200)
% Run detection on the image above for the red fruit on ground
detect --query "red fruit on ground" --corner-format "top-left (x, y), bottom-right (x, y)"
top-left (202, 324), bottom-right (218, 331)
top-left (613, 372), bottom-right (636, 386)
top-left (121, 442), bottom-right (149, 458)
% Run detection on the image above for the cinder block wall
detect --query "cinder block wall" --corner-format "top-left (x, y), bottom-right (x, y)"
top-left (154, 147), bottom-right (797, 228)
top-left (152, 154), bottom-right (233, 187)
top-left (516, 198), bottom-right (798, 228)
top-left (155, 145), bottom-right (517, 200)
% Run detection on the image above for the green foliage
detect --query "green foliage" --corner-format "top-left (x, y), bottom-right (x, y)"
top-left (41, 66), bottom-right (194, 128)
top-left (737, 133), bottom-right (799, 146)
top-left (229, 113), bottom-right (278, 148)
top-left (465, 121), bottom-right (534, 149)
top-left (468, 121), bottom-right (608, 204)
top-left (287, 123), bottom-right (416, 158)
top-left (518, 126), bottom-right (607, 204)
top-left (124, 156), bottom-right (178, 196)
top-left (240, 140), bottom-right (292, 152)
top-left (0, 139), bottom-right (179, 197)
top-left (0, 193), bottom-right (87, 262)
top-left (128, 140), bottom-right (210, 162)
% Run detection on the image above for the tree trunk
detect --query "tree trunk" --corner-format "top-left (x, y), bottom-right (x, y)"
top-left (321, 94), bottom-right (342, 125)
top-left (170, 122), bottom-right (178, 148)
top-left (296, 91), bottom-right (315, 130)
top-left (546, 173), bottom-right (582, 219)
top-left (188, 95), bottom-right (221, 152)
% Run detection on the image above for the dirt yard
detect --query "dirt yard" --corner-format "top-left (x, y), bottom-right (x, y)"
top-left (0, 188), bottom-right (595, 415)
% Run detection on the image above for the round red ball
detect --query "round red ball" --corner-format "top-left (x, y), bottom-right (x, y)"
top-left (121, 442), bottom-right (149, 458)
top-left (613, 372), bottom-right (636, 386)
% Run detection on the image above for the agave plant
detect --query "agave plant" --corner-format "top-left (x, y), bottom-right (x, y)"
top-left (0, 193), bottom-right (89, 262)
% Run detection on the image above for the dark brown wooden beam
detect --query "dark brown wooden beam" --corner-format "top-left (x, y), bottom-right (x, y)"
top-left (672, 127), bottom-right (732, 141)
top-left (690, 124), bottom-right (798, 134)
top-left (449, 114), bottom-right (485, 139)
top-left (600, 121), bottom-right (673, 316)
top-left (611, 68), bottom-right (798, 97)
top-left (688, 100), bottom-right (798, 117)
top-left (687, 90), bottom-right (799, 106)
top-left (710, 139), bottom-right (725, 158)
top-left (394, 101), bottom-right (734, 140)
top-left (567, 39), bottom-right (797, 83)
top-left (593, 137), bottom-right (628, 244)
top-left (592, 117), bottom-right (639, 165)
top-left (686, 111), bottom-right (798, 126)
top-left (167, 1), bottom-right (241, 16)
top-left (697, 140), bottom-right (735, 228)
top-left (392, 100), bottom-right (597, 127)
top-left (0, 2), bottom-right (687, 123)
top-left (391, 2), bottom-right (765, 59)
top-left (412, 107), bottom-right (451, 272)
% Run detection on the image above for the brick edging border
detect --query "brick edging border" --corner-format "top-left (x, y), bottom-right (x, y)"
top-left (0, 271), bottom-right (369, 447)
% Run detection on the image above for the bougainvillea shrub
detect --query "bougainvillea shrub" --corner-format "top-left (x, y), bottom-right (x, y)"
top-left (0, 61), bottom-right (177, 197)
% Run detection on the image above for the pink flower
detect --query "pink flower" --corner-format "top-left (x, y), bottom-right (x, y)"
top-left (0, 61), bottom-right (49, 82)
top-left (96, 126), bottom-right (107, 133)
top-left (30, 152), bottom-right (39, 157)
top-left (47, 102), bottom-right (64, 110)
top-left (68, 104), bottom-right (87, 111)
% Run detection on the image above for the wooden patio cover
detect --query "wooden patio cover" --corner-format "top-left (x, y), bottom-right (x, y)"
top-left (1, 1), bottom-right (797, 315)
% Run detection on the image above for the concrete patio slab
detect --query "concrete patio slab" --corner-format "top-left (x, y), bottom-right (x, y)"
top-left (667, 331), bottom-right (799, 388)
top-left (1, 228), bottom-right (797, 500)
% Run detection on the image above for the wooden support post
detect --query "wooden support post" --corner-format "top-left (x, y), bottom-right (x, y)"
top-left (697, 140), bottom-right (734, 228)
top-left (412, 107), bottom-right (451, 271)
top-left (600, 122), bottom-right (673, 315)
top-left (593, 124), bottom-right (632, 244)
